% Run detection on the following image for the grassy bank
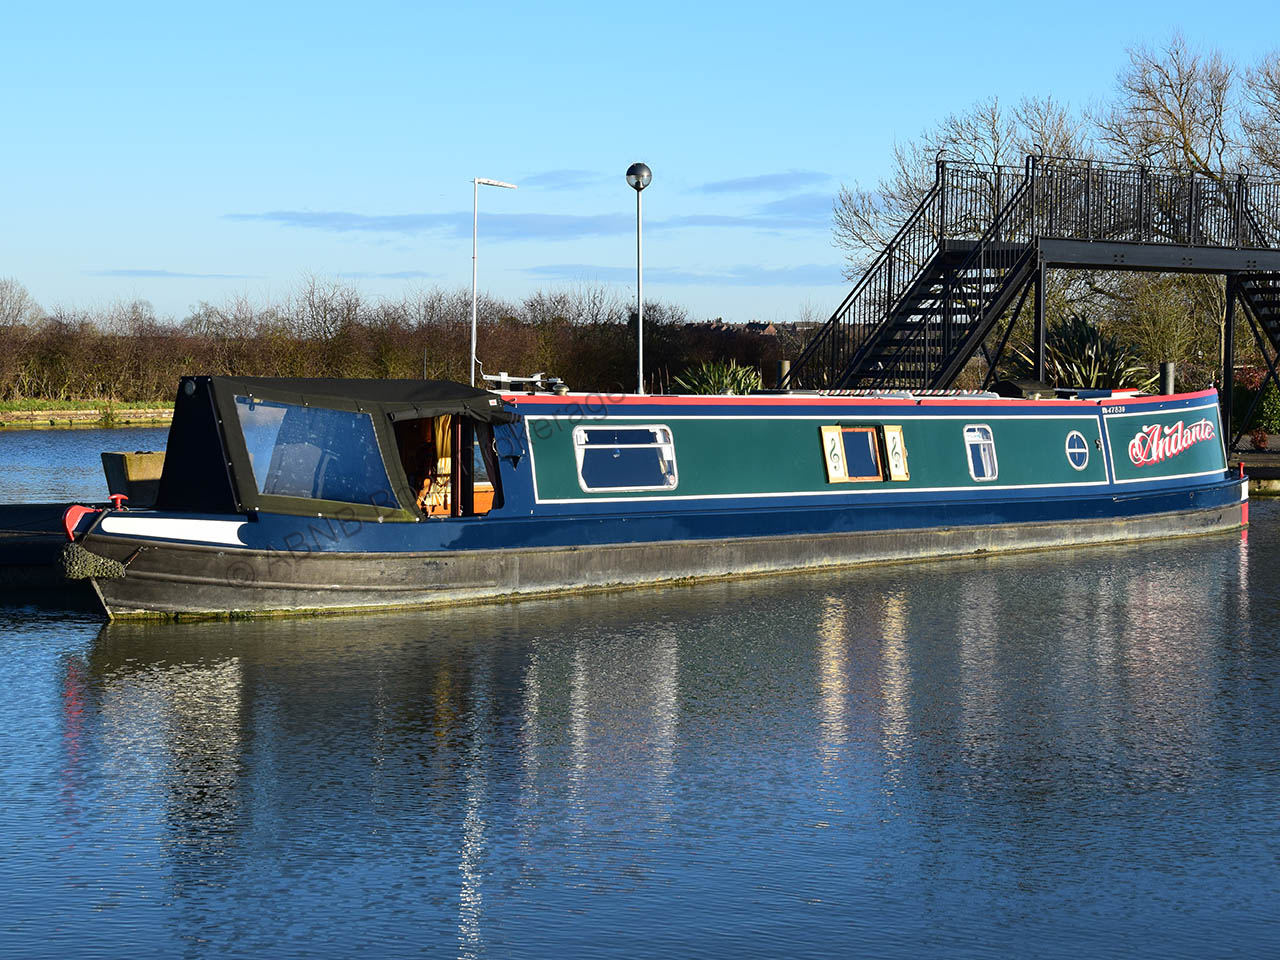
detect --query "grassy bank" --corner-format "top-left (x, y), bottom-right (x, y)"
top-left (0, 401), bottom-right (173, 428)
top-left (0, 399), bottom-right (174, 412)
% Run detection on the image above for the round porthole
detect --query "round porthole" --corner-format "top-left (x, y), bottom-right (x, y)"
top-left (1065, 430), bottom-right (1089, 470)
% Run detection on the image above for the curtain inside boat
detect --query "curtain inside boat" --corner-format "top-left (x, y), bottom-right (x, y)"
top-left (424, 415), bottom-right (453, 514)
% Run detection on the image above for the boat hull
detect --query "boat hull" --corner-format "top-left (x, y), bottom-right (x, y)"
top-left (86, 479), bottom-right (1246, 619)
top-left (0, 383), bottom-right (1250, 620)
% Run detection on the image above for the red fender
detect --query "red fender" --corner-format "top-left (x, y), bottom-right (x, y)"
top-left (62, 505), bottom-right (101, 542)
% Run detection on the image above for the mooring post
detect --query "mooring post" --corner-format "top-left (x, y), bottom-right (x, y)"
top-left (1224, 274), bottom-right (1237, 447)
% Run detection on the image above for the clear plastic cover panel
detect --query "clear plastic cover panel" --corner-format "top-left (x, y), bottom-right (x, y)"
top-left (235, 396), bottom-right (394, 504)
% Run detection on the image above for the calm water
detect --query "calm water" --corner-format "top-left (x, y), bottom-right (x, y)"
top-left (1, 430), bottom-right (1278, 958)
top-left (0, 426), bottom-right (168, 502)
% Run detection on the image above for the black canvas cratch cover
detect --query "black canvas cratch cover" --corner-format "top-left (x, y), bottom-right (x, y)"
top-left (155, 376), bottom-right (515, 517)
top-left (154, 376), bottom-right (239, 514)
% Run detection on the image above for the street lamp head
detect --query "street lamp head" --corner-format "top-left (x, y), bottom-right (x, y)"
top-left (626, 162), bottom-right (652, 191)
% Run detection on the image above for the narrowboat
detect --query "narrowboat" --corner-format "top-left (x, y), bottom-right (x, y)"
top-left (0, 375), bottom-right (1248, 619)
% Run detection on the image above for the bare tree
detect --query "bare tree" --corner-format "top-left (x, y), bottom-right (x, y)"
top-left (103, 298), bottom-right (161, 336)
top-left (832, 96), bottom-right (1091, 279)
top-left (523, 284), bottom-right (626, 326)
top-left (0, 277), bottom-right (42, 327)
top-left (831, 138), bottom-right (938, 278)
top-left (1092, 36), bottom-right (1254, 386)
top-left (0, 279), bottom-right (40, 400)
top-left (1097, 33), bottom-right (1239, 175)
top-left (286, 274), bottom-right (362, 342)
top-left (1017, 96), bottom-right (1095, 160)
top-left (1244, 51), bottom-right (1280, 174)
top-left (184, 293), bottom-right (274, 340)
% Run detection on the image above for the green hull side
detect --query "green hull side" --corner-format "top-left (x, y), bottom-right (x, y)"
top-left (528, 412), bottom-right (1111, 502)
top-left (1105, 401), bottom-right (1226, 483)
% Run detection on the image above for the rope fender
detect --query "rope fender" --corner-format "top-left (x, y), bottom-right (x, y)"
top-left (60, 542), bottom-right (125, 581)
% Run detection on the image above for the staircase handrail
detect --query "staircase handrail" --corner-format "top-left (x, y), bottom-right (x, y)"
top-left (847, 157), bottom-right (1039, 388)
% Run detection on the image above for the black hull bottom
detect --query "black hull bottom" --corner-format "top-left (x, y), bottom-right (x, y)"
top-left (78, 501), bottom-right (1246, 619)
top-left (0, 503), bottom-right (81, 587)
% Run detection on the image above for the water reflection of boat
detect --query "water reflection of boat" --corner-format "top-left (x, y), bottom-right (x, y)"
top-left (0, 375), bottom-right (1247, 619)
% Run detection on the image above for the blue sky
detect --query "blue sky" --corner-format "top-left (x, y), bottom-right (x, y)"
top-left (2, 0), bottom-right (1278, 324)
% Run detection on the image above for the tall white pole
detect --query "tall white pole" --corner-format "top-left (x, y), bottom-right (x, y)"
top-left (470, 178), bottom-right (479, 387)
top-left (468, 178), bottom-right (515, 388)
top-left (636, 187), bottom-right (644, 396)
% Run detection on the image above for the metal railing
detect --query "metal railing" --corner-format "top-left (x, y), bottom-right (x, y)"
top-left (939, 156), bottom-right (1280, 248)
top-left (1026, 158), bottom-right (1280, 248)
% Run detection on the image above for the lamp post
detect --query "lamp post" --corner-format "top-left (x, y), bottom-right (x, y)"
top-left (626, 162), bottom-right (652, 395)
top-left (471, 177), bottom-right (517, 386)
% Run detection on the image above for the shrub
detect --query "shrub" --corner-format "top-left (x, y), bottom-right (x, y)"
top-left (1257, 382), bottom-right (1280, 434)
top-left (1008, 314), bottom-right (1158, 391)
top-left (671, 359), bottom-right (763, 395)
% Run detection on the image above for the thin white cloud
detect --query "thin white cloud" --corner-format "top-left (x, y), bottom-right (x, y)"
top-left (700, 171), bottom-right (832, 194)
top-left (520, 169), bottom-right (610, 190)
top-left (92, 268), bottom-right (262, 279)
top-left (225, 209), bottom-right (629, 241)
top-left (227, 201), bottom-right (830, 241)
top-left (526, 263), bottom-right (845, 287)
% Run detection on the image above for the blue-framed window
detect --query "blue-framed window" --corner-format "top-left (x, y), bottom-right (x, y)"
top-left (964, 424), bottom-right (998, 481)
top-left (573, 424), bottom-right (677, 492)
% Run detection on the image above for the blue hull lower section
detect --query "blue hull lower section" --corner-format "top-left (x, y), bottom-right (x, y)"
top-left (226, 472), bottom-right (1247, 556)
top-left (66, 472), bottom-right (1248, 619)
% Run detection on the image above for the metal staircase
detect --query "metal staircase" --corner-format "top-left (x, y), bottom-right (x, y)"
top-left (1239, 273), bottom-right (1280, 343)
top-left (799, 158), bottom-right (1041, 391)
top-left (1231, 209), bottom-right (1280, 439)
top-left (785, 155), bottom-right (1280, 395)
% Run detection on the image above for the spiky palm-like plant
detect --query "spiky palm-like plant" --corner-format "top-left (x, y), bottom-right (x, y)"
top-left (1009, 314), bottom-right (1158, 391)
top-left (671, 359), bottom-right (763, 395)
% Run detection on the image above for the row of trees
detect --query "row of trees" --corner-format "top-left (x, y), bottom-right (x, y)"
top-left (832, 35), bottom-right (1280, 391)
top-left (0, 277), bottom-right (806, 403)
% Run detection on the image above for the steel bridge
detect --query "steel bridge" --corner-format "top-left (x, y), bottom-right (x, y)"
top-left (782, 154), bottom-right (1280, 448)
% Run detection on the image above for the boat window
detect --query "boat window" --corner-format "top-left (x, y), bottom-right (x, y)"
top-left (964, 424), bottom-right (998, 481)
top-left (821, 425), bottom-right (883, 482)
top-left (1065, 430), bottom-right (1090, 470)
top-left (235, 396), bottom-right (394, 504)
top-left (472, 423), bottom-right (503, 513)
top-left (573, 424), bottom-right (678, 492)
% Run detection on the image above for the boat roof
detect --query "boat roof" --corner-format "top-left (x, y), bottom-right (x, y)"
top-left (214, 376), bottom-right (515, 423)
